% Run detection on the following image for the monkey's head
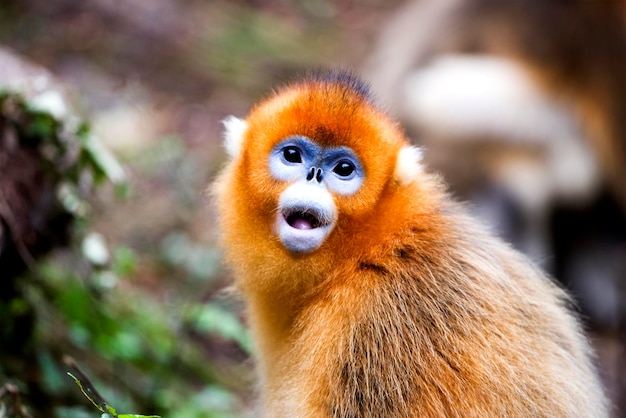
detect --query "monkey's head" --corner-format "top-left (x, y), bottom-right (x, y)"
top-left (215, 72), bottom-right (424, 286)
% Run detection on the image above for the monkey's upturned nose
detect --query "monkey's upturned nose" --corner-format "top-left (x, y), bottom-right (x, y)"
top-left (306, 167), bottom-right (324, 183)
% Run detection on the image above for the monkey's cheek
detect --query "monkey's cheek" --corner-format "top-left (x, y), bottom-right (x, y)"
top-left (274, 216), bottom-right (334, 254)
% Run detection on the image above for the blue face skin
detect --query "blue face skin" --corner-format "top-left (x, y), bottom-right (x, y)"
top-left (268, 136), bottom-right (364, 196)
top-left (268, 136), bottom-right (365, 253)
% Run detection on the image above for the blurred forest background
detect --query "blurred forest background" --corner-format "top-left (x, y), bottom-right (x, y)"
top-left (0, 0), bottom-right (624, 417)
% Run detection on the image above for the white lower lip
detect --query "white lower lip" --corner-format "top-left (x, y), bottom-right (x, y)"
top-left (275, 214), bottom-right (333, 254)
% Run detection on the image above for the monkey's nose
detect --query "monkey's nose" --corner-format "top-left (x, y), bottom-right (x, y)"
top-left (306, 167), bottom-right (324, 183)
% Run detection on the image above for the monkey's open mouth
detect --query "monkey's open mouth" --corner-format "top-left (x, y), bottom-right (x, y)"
top-left (276, 193), bottom-right (336, 253)
top-left (284, 210), bottom-right (322, 230)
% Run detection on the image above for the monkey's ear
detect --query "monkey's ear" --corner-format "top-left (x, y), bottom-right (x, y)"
top-left (222, 116), bottom-right (248, 159)
top-left (394, 146), bottom-right (424, 185)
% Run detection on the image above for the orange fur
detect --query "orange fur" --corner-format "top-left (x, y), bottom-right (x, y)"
top-left (213, 72), bottom-right (608, 417)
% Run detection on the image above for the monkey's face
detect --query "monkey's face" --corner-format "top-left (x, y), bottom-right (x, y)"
top-left (268, 136), bottom-right (365, 253)
top-left (219, 77), bottom-right (413, 260)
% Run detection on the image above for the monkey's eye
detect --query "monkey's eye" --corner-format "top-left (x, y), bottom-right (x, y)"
top-left (282, 146), bottom-right (302, 164)
top-left (333, 160), bottom-right (356, 178)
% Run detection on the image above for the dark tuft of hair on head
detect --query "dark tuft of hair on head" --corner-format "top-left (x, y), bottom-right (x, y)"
top-left (304, 69), bottom-right (374, 102)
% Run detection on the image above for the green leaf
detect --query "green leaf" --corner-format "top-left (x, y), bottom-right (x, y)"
top-left (25, 111), bottom-right (58, 139)
top-left (192, 304), bottom-right (251, 353)
top-left (112, 246), bottom-right (137, 276)
top-left (82, 134), bottom-right (126, 184)
top-left (118, 415), bottom-right (161, 418)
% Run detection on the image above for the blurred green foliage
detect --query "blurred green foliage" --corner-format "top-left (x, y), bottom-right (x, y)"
top-left (198, 3), bottom-right (337, 93)
top-left (12, 220), bottom-right (251, 418)
top-left (0, 91), bottom-right (251, 417)
top-left (0, 90), bottom-right (121, 206)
